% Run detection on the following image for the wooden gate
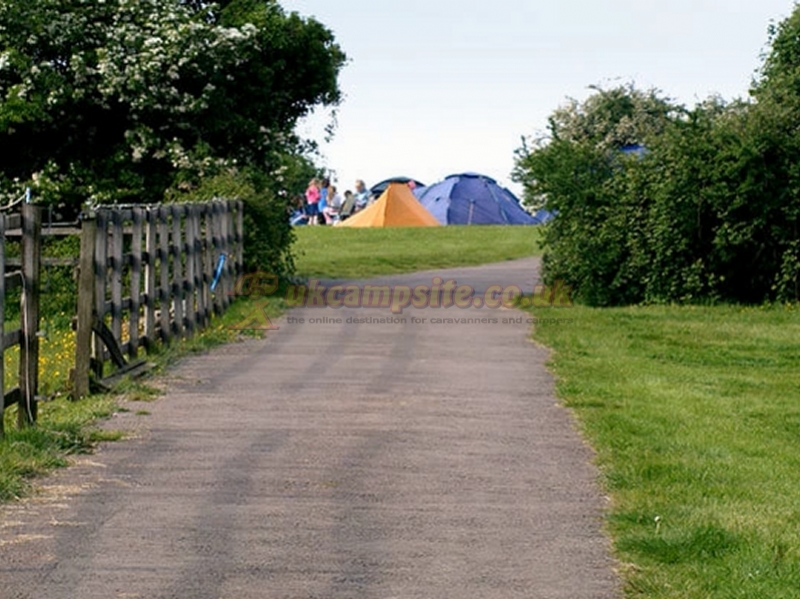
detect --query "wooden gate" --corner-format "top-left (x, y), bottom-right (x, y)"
top-left (73, 200), bottom-right (243, 398)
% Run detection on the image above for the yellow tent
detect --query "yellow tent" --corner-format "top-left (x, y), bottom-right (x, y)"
top-left (338, 183), bottom-right (441, 227)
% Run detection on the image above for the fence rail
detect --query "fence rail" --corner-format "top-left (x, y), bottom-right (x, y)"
top-left (0, 199), bottom-right (244, 437)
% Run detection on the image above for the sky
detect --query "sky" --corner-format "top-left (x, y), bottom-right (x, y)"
top-left (279, 0), bottom-right (796, 197)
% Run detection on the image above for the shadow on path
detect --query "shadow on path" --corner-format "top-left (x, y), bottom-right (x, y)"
top-left (0, 257), bottom-right (618, 599)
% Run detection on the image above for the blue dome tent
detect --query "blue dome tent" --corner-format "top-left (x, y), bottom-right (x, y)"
top-left (370, 176), bottom-right (426, 198)
top-left (413, 172), bottom-right (545, 225)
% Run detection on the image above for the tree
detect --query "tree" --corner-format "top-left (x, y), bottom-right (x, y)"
top-left (746, 6), bottom-right (800, 301)
top-left (0, 0), bottom-right (346, 206)
top-left (544, 83), bottom-right (680, 149)
top-left (513, 84), bottom-right (681, 305)
top-left (0, 0), bottom-right (345, 277)
top-left (513, 4), bottom-right (800, 306)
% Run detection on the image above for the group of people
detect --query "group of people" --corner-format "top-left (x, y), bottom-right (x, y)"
top-left (301, 178), bottom-right (373, 225)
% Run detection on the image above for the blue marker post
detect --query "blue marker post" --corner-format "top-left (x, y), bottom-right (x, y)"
top-left (210, 253), bottom-right (227, 292)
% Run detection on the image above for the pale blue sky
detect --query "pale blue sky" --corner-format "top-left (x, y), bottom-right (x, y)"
top-left (280, 0), bottom-right (796, 196)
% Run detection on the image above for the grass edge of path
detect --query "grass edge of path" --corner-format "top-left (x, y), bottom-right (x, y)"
top-left (526, 302), bottom-right (800, 599)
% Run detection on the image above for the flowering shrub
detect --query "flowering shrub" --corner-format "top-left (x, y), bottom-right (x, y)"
top-left (0, 0), bottom-right (344, 233)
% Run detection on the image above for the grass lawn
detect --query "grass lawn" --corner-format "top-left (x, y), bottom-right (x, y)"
top-left (292, 225), bottom-right (543, 279)
top-left (530, 303), bottom-right (800, 598)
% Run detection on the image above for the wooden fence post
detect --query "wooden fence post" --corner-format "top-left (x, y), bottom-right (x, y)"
top-left (184, 204), bottom-right (197, 337)
top-left (171, 205), bottom-right (184, 339)
top-left (193, 205), bottom-right (205, 329)
top-left (110, 211), bottom-right (123, 345)
top-left (235, 199), bottom-right (244, 276)
top-left (144, 208), bottom-right (157, 348)
top-left (220, 202), bottom-right (232, 310)
top-left (73, 211), bottom-right (97, 399)
top-left (203, 205), bottom-right (215, 319)
top-left (155, 206), bottom-right (172, 343)
top-left (129, 207), bottom-right (143, 359)
top-left (18, 203), bottom-right (41, 427)
top-left (193, 205), bottom-right (208, 329)
top-left (210, 203), bottom-right (223, 315)
top-left (0, 214), bottom-right (5, 438)
top-left (93, 210), bottom-right (108, 377)
top-left (158, 206), bottom-right (171, 344)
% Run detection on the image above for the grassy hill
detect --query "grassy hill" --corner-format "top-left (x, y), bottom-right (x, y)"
top-left (292, 225), bottom-right (543, 279)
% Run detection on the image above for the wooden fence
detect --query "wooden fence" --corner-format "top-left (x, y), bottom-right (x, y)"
top-left (73, 200), bottom-right (244, 397)
top-left (0, 204), bottom-right (41, 439)
top-left (0, 199), bottom-right (243, 436)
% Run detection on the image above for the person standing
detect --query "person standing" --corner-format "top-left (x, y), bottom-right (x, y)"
top-left (318, 177), bottom-right (330, 225)
top-left (305, 178), bottom-right (320, 226)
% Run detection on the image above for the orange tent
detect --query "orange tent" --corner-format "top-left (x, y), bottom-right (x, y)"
top-left (338, 183), bottom-right (440, 228)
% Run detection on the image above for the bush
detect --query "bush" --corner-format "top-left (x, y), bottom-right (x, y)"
top-left (514, 11), bottom-right (800, 307)
top-left (166, 169), bottom-right (297, 280)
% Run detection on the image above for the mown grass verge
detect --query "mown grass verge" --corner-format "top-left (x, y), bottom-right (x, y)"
top-left (528, 302), bottom-right (800, 598)
top-left (293, 225), bottom-right (543, 279)
top-left (0, 295), bottom-right (286, 502)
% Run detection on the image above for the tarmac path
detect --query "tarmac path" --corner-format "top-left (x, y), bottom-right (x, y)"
top-left (0, 257), bottom-right (618, 598)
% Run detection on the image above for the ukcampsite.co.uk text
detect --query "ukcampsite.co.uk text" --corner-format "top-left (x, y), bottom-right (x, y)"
top-left (279, 277), bottom-right (573, 314)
